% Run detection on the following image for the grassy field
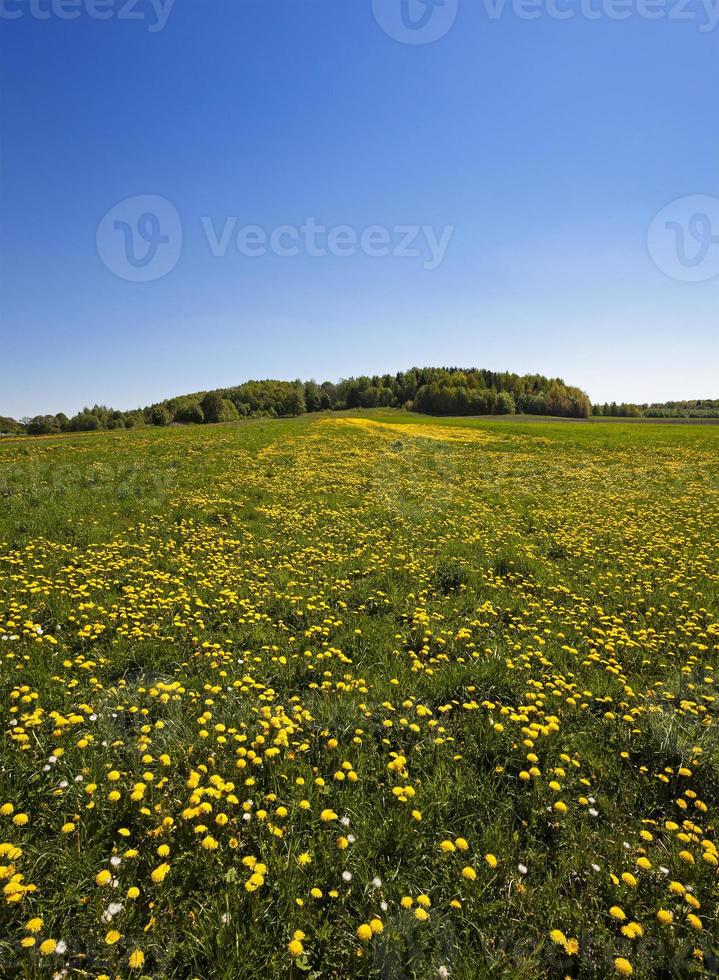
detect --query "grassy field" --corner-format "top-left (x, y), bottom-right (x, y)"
top-left (0, 410), bottom-right (718, 978)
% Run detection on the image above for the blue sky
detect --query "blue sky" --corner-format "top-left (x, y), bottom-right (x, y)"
top-left (1, 0), bottom-right (717, 418)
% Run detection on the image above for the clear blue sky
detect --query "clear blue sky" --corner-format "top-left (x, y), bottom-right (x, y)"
top-left (1, 0), bottom-right (717, 418)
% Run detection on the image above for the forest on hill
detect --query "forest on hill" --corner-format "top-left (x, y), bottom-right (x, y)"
top-left (5, 368), bottom-right (590, 435)
top-left (3, 367), bottom-right (717, 436)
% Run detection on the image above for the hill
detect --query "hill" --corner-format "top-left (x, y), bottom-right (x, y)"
top-left (7, 367), bottom-right (592, 435)
top-left (11, 368), bottom-right (719, 437)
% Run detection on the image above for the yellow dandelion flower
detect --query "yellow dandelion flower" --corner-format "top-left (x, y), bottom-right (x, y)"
top-left (150, 862), bottom-right (171, 884)
top-left (128, 949), bottom-right (145, 969)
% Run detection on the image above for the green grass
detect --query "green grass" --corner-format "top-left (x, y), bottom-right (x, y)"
top-left (0, 411), bottom-right (717, 978)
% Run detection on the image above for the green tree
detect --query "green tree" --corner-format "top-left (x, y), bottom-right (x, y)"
top-left (68, 411), bottom-right (101, 432)
top-left (150, 404), bottom-right (172, 426)
top-left (494, 391), bottom-right (516, 415)
top-left (26, 415), bottom-right (61, 436)
top-left (175, 403), bottom-right (205, 424)
top-left (200, 392), bottom-right (227, 423)
top-left (220, 399), bottom-right (239, 421)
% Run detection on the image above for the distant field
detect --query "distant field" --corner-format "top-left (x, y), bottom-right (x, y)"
top-left (365, 409), bottom-right (719, 426)
top-left (0, 411), bottom-right (717, 977)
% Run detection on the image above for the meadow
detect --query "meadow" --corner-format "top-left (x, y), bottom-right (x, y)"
top-left (0, 410), bottom-right (717, 978)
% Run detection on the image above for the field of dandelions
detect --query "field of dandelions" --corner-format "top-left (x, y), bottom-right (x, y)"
top-left (0, 410), bottom-right (718, 979)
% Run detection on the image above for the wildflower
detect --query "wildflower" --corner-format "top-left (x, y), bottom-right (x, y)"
top-left (356, 923), bottom-right (373, 942)
top-left (151, 862), bottom-right (171, 884)
top-left (288, 938), bottom-right (304, 957)
top-left (105, 930), bottom-right (121, 944)
top-left (485, 853), bottom-right (498, 869)
top-left (461, 866), bottom-right (476, 881)
top-left (129, 949), bottom-right (145, 969)
top-left (614, 957), bottom-right (633, 976)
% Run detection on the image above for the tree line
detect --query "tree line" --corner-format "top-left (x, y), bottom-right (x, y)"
top-left (593, 400), bottom-right (719, 419)
top-left (3, 367), bottom-right (714, 436)
top-left (3, 368), bottom-right (590, 435)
